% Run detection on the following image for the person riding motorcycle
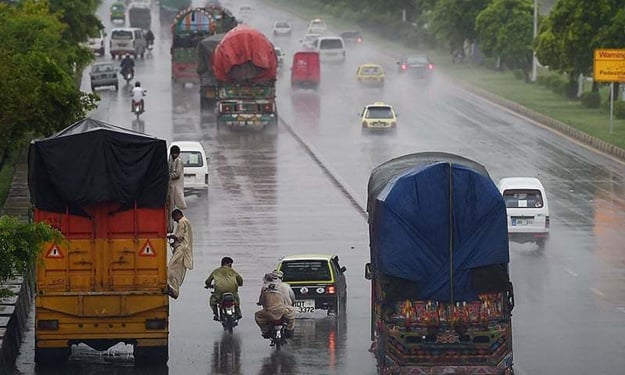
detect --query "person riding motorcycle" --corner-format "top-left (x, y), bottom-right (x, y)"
top-left (255, 269), bottom-right (296, 339)
top-left (205, 257), bottom-right (243, 321)
top-left (145, 29), bottom-right (155, 48)
top-left (120, 53), bottom-right (135, 77)
top-left (130, 81), bottom-right (146, 112)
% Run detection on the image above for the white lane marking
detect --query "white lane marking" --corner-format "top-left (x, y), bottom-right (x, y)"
top-left (590, 288), bottom-right (605, 297)
top-left (564, 268), bottom-right (578, 277)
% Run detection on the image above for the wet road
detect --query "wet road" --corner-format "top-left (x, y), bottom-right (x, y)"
top-left (15, 0), bottom-right (625, 374)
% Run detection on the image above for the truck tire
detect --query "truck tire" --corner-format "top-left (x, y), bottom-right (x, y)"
top-left (134, 345), bottom-right (168, 365)
top-left (34, 346), bottom-right (71, 366)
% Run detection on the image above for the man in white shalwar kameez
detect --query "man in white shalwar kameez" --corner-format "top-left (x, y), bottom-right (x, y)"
top-left (166, 209), bottom-right (193, 299)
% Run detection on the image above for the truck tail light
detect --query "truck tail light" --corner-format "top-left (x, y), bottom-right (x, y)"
top-left (401, 64), bottom-right (407, 70)
top-left (262, 103), bottom-right (273, 113)
top-left (428, 64), bottom-right (434, 70)
top-left (357, 37), bottom-right (362, 43)
top-left (327, 285), bottom-right (336, 294)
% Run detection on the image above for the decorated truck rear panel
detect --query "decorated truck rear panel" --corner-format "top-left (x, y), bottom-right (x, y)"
top-left (365, 152), bottom-right (514, 375)
top-left (212, 25), bottom-right (278, 129)
top-left (29, 119), bottom-right (169, 365)
top-left (170, 8), bottom-right (216, 85)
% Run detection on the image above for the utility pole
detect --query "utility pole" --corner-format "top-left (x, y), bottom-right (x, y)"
top-left (531, 0), bottom-right (538, 82)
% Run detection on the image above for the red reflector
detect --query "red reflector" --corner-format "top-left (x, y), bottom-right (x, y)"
top-left (327, 285), bottom-right (336, 294)
top-left (357, 38), bottom-right (362, 43)
top-left (401, 64), bottom-right (407, 70)
top-left (428, 64), bottom-right (434, 70)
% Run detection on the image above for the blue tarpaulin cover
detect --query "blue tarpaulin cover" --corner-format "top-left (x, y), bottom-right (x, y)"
top-left (367, 152), bottom-right (510, 302)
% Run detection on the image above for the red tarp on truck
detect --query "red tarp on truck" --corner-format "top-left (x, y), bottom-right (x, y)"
top-left (212, 25), bottom-right (277, 83)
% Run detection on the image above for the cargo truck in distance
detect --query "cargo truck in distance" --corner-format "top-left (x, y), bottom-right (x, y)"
top-left (365, 152), bottom-right (514, 375)
top-left (29, 119), bottom-right (170, 365)
top-left (212, 25), bottom-right (278, 130)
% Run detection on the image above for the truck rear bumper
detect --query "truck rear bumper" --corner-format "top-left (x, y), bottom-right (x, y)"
top-left (218, 113), bottom-right (276, 128)
top-left (379, 350), bottom-right (514, 375)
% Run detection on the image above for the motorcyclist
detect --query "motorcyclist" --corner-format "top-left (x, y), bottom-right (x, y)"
top-left (205, 257), bottom-right (243, 321)
top-left (130, 81), bottom-right (146, 112)
top-left (120, 53), bottom-right (135, 76)
top-left (145, 29), bottom-right (155, 48)
top-left (255, 269), bottom-right (296, 339)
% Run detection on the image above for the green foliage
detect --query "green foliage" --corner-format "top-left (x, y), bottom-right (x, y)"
top-left (535, 0), bottom-right (625, 77)
top-left (0, 0), bottom-right (99, 152)
top-left (580, 91), bottom-right (601, 108)
top-left (0, 215), bottom-right (64, 296)
top-left (615, 101), bottom-right (625, 119)
top-left (429, 0), bottom-right (490, 50)
top-left (476, 0), bottom-right (534, 75)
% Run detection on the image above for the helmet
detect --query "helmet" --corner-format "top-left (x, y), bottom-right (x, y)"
top-left (270, 269), bottom-right (283, 280)
top-left (221, 256), bottom-right (234, 266)
top-left (135, 81), bottom-right (141, 87)
top-left (125, 53), bottom-right (130, 58)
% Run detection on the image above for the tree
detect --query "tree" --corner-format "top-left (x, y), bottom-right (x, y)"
top-left (535, 0), bottom-right (625, 92)
top-left (0, 0), bottom-right (98, 153)
top-left (476, 0), bottom-right (534, 80)
top-left (0, 215), bottom-right (63, 297)
top-left (429, 0), bottom-right (491, 52)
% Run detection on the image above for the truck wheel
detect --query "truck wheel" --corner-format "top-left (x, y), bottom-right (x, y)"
top-left (134, 345), bottom-right (168, 365)
top-left (35, 346), bottom-right (71, 366)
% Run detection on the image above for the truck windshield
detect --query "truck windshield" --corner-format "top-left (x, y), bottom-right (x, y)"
top-left (281, 260), bottom-right (331, 282)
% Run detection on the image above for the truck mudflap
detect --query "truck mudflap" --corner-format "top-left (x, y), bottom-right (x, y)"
top-left (217, 113), bottom-right (276, 129)
top-left (172, 62), bottom-right (199, 82)
top-left (373, 292), bottom-right (513, 375)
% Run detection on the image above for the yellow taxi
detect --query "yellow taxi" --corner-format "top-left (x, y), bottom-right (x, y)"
top-left (356, 64), bottom-right (385, 87)
top-left (359, 102), bottom-right (397, 131)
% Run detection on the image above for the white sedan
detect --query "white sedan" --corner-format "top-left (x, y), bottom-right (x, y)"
top-left (272, 21), bottom-right (292, 36)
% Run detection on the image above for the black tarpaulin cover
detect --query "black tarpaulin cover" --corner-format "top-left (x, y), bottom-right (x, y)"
top-left (28, 118), bottom-right (168, 216)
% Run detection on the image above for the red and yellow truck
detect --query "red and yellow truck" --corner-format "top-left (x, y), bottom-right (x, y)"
top-left (28, 119), bottom-right (170, 365)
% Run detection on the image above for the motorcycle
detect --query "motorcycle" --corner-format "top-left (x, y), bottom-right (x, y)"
top-left (207, 287), bottom-right (240, 333)
top-left (132, 99), bottom-right (144, 120)
top-left (121, 67), bottom-right (134, 84)
top-left (269, 317), bottom-right (288, 351)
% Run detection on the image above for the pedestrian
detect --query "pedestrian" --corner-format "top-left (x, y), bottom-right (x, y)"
top-left (166, 209), bottom-right (193, 299)
top-left (255, 269), bottom-right (296, 339)
top-left (205, 257), bottom-right (244, 321)
top-left (168, 145), bottom-right (186, 231)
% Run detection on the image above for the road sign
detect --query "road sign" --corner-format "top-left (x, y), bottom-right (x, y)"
top-left (139, 240), bottom-right (156, 257)
top-left (45, 244), bottom-right (64, 259)
top-left (593, 49), bottom-right (625, 82)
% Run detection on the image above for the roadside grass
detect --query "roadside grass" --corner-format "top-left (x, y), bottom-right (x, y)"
top-left (265, 0), bottom-right (625, 150)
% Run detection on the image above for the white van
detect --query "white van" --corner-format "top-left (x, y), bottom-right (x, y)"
top-left (497, 177), bottom-right (550, 247)
top-left (314, 36), bottom-right (346, 63)
top-left (170, 141), bottom-right (209, 195)
top-left (109, 27), bottom-right (147, 59)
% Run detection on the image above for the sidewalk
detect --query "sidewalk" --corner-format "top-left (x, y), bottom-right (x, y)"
top-left (0, 151), bottom-right (35, 374)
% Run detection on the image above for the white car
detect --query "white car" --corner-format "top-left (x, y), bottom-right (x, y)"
top-left (300, 33), bottom-right (321, 50)
top-left (497, 177), bottom-right (550, 247)
top-left (307, 18), bottom-right (328, 35)
top-left (170, 141), bottom-right (210, 195)
top-left (274, 47), bottom-right (284, 66)
top-left (272, 21), bottom-right (292, 36)
top-left (313, 36), bottom-right (346, 63)
top-left (85, 29), bottom-right (106, 56)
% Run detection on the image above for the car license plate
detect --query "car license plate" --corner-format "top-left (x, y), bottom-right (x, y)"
top-left (293, 299), bottom-right (315, 313)
top-left (512, 218), bottom-right (533, 226)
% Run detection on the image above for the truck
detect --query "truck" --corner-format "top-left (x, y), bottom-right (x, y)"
top-left (212, 25), bottom-right (278, 130)
top-left (159, 0), bottom-right (191, 23)
top-left (365, 152), bottom-right (514, 375)
top-left (128, 3), bottom-right (152, 30)
top-left (170, 8), bottom-right (217, 86)
top-left (29, 118), bottom-right (170, 365)
top-left (196, 5), bottom-right (239, 109)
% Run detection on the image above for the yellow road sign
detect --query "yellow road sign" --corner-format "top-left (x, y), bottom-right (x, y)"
top-left (593, 49), bottom-right (625, 82)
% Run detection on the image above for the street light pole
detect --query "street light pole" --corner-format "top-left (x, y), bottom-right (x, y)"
top-left (531, 0), bottom-right (538, 82)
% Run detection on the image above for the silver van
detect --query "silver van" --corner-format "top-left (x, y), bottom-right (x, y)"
top-left (109, 27), bottom-right (147, 59)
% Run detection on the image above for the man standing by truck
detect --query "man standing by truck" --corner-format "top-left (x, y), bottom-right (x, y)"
top-left (167, 209), bottom-right (193, 299)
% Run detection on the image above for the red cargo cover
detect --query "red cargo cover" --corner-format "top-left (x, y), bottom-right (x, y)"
top-left (213, 25), bottom-right (277, 83)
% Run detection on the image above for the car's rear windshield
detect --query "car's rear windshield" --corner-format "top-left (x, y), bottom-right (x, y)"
top-left (276, 22), bottom-right (290, 28)
top-left (92, 64), bottom-right (114, 73)
top-left (365, 107), bottom-right (393, 119)
top-left (319, 39), bottom-right (343, 49)
top-left (281, 260), bottom-right (331, 282)
top-left (180, 151), bottom-right (204, 168)
top-left (406, 56), bottom-right (429, 64)
top-left (360, 66), bottom-right (381, 74)
top-left (342, 31), bottom-right (360, 38)
top-left (111, 30), bottom-right (133, 40)
top-left (503, 189), bottom-right (544, 208)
